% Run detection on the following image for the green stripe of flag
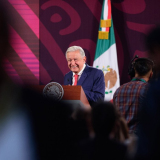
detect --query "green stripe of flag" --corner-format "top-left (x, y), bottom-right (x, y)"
top-left (94, 19), bottom-right (115, 60)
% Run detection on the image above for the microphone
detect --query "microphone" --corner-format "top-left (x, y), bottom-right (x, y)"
top-left (67, 78), bottom-right (71, 85)
top-left (131, 55), bottom-right (139, 63)
top-left (50, 79), bottom-right (54, 82)
top-left (128, 55), bottom-right (139, 79)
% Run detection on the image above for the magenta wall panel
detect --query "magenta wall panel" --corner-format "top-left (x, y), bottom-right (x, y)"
top-left (4, 0), bottom-right (39, 85)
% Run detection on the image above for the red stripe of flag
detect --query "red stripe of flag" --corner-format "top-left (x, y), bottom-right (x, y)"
top-left (105, 0), bottom-right (111, 32)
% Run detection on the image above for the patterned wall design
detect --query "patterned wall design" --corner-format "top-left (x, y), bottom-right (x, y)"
top-left (3, 0), bottom-right (39, 85)
top-left (4, 0), bottom-right (160, 85)
top-left (39, 0), bottom-right (102, 85)
top-left (112, 0), bottom-right (160, 83)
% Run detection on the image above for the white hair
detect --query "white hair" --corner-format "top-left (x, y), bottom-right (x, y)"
top-left (65, 46), bottom-right (85, 58)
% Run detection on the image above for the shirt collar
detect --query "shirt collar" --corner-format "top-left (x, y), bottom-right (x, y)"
top-left (131, 77), bottom-right (146, 83)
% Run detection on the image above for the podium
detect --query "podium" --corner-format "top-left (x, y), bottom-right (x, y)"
top-left (30, 85), bottom-right (91, 109)
top-left (62, 85), bottom-right (91, 109)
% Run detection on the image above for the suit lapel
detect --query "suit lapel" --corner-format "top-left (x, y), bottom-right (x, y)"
top-left (77, 64), bottom-right (89, 85)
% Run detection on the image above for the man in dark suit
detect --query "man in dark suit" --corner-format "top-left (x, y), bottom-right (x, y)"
top-left (64, 46), bottom-right (105, 105)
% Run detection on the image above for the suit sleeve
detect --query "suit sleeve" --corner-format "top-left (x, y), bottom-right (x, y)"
top-left (64, 75), bottom-right (68, 85)
top-left (83, 69), bottom-right (105, 103)
top-left (64, 73), bottom-right (72, 85)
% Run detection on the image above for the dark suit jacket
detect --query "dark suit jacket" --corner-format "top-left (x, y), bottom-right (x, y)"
top-left (64, 64), bottom-right (105, 105)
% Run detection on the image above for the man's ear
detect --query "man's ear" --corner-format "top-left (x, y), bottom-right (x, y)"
top-left (149, 71), bottom-right (153, 79)
top-left (83, 56), bottom-right (86, 62)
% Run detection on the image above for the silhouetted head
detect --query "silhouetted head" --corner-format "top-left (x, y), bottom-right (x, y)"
top-left (128, 55), bottom-right (154, 80)
top-left (134, 58), bottom-right (154, 76)
top-left (92, 101), bottom-right (119, 137)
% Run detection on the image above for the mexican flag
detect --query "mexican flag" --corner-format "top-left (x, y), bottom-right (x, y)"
top-left (93, 0), bottom-right (120, 101)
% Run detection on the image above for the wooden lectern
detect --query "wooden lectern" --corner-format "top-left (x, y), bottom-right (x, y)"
top-left (62, 85), bottom-right (91, 109)
top-left (30, 85), bottom-right (91, 109)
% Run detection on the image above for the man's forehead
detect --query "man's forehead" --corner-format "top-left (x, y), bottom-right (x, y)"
top-left (67, 50), bottom-right (80, 54)
top-left (67, 51), bottom-right (81, 57)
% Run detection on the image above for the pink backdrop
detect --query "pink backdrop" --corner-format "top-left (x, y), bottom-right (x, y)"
top-left (4, 0), bottom-right (160, 85)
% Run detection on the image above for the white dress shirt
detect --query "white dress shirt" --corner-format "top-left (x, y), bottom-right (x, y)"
top-left (72, 64), bottom-right (86, 85)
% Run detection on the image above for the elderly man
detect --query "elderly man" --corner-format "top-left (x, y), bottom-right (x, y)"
top-left (64, 46), bottom-right (105, 106)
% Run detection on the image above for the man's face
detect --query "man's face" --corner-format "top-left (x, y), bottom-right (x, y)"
top-left (66, 50), bottom-right (86, 74)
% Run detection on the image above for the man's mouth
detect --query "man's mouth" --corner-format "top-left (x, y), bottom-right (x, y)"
top-left (71, 66), bottom-right (78, 69)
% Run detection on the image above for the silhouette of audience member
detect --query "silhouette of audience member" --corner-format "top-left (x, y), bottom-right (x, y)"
top-left (78, 101), bottom-right (128, 160)
top-left (0, 2), bottom-right (47, 159)
top-left (135, 26), bottom-right (160, 160)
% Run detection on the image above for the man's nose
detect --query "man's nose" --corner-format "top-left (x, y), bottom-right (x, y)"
top-left (71, 60), bottom-right (75, 65)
